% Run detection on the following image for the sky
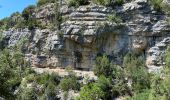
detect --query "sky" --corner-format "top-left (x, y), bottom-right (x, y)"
top-left (0, 0), bottom-right (36, 19)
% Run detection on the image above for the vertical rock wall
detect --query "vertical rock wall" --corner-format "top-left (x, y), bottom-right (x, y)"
top-left (1, 0), bottom-right (170, 71)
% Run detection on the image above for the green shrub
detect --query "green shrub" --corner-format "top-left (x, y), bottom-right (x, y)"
top-left (0, 49), bottom-right (25, 99)
top-left (123, 54), bottom-right (151, 92)
top-left (92, 0), bottom-right (111, 6)
top-left (19, 88), bottom-right (38, 100)
top-left (37, 0), bottom-right (56, 7)
top-left (95, 75), bottom-right (112, 99)
top-left (66, 0), bottom-right (88, 7)
top-left (161, 3), bottom-right (170, 16)
top-left (115, 0), bottom-right (124, 6)
top-left (163, 46), bottom-right (170, 71)
top-left (45, 82), bottom-right (58, 100)
top-left (107, 14), bottom-right (122, 24)
top-left (93, 54), bottom-right (113, 77)
top-left (0, 13), bottom-right (22, 30)
top-left (59, 75), bottom-right (80, 91)
top-left (130, 89), bottom-right (152, 100)
top-left (25, 74), bottom-right (36, 83)
top-left (149, 0), bottom-right (163, 11)
top-left (27, 18), bottom-right (39, 30)
top-left (92, 0), bottom-right (124, 6)
top-left (78, 83), bottom-right (105, 100)
top-left (22, 5), bottom-right (35, 20)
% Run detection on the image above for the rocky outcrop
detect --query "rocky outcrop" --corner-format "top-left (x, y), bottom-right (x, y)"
top-left (146, 37), bottom-right (170, 73)
top-left (1, 0), bottom-right (170, 71)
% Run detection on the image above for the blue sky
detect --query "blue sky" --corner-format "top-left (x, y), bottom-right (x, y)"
top-left (0, 0), bottom-right (36, 19)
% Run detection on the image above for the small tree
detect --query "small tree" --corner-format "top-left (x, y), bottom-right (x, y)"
top-left (22, 5), bottom-right (35, 20)
top-left (93, 54), bottom-right (113, 77)
top-left (59, 75), bottom-right (80, 91)
top-left (123, 54), bottom-right (151, 92)
top-left (66, 0), bottom-right (88, 7)
top-left (77, 83), bottom-right (105, 100)
top-left (37, 0), bottom-right (56, 7)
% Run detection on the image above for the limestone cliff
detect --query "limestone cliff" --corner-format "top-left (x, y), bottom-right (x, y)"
top-left (1, 0), bottom-right (170, 72)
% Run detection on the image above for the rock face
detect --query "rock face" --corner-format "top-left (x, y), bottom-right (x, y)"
top-left (1, 0), bottom-right (170, 71)
top-left (146, 37), bottom-right (170, 73)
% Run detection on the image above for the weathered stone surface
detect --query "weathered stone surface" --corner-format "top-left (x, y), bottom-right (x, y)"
top-left (146, 37), bottom-right (170, 73)
top-left (2, 28), bottom-right (30, 47)
top-left (152, 20), bottom-right (170, 33)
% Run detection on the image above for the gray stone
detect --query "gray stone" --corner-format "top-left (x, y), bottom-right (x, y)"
top-left (1, 1), bottom-right (170, 72)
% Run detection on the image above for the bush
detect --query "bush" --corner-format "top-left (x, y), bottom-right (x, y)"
top-left (92, 0), bottom-right (111, 6)
top-left (66, 0), bottom-right (89, 7)
top-left (45, 82), bottom-right (58, 100)
top-left (59, 75), bottom-right (80, 91)
top-left (25, 74), bottom-right (36, 83)
top-left (18, 88), bottom-right (38, 100)
top-left (27, 18), bottom-right (39, 30)
top-left (22, 5), bottom-right (35, 20)
top-left (161, 3), bottom-right (170, 16)
top-left (0, 49), bottom-right (25, 99)
top-left (149, 46), bottom-right (170, 99)
top-left (95, 75), bottom-right (112, 99)
top-left (115, 0), bottom-right (124, 6)
top-left (93, 54), bottom-right (113, 77)
top-left (149, 0), bottom-right (163, 11)
top-left (164, 46), bottom-right (170, 70)
top-left (92, 0), bottom-right (124, 6)
top-left (130, 89), bottom-right (152, 100)
top-left (123, 54), bottom-right (151, 92)
top-left (78, 83), bottom-right (105, 100)
top-left (0, 13), bottom-right (22, 30)
top-left (37, 0), bottom-right (55, 7)
top-left (107, 14), bottom-right (122, 24)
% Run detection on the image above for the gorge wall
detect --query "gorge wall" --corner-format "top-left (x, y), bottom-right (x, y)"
top-left (1, 0), bottom-right (170, 72)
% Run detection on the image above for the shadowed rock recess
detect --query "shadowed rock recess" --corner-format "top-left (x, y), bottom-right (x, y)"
top-left (1, 0), bottom-right (170, 72)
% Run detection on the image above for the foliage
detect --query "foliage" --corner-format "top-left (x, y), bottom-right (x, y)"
top-left (0, 4), bottom-right (45, 30)
top-left (149, 0), bottom-right (163, 11)
top-left (25, 72), bottom-right (61, 86)
top-left (92, 55), bottom-right (130, 99)
top-left (130, 89), bottom-right (151, 100)
top-left (161, 3), bottom-right (170, 16)
top-left (45, 82), bottom-right (58, 100)
top-left (37, 0), bottom-right (56, 7)
top-left (123, 53), bottom-right (150, 92)
top-left (107, 14), bottom-right (122, 24)
top-left (0, 48), bottom-right (27, 99)
top-left (22, 5), bottom-right (35, 20)
top-left (59, 74), bottom-right (80, 91)
top-left (77, 83), bottom-right (105, 100)
top-left (66, 0), bottom-right (89, 7)
top-left (18, 88), bottom-right (38, 100)
top-left (21, 5), bottom-right (41, 30)
top-left (148, 46), bottom-right (170, 100)
top-left (92, 0), bottom-right (124, 6)
top-left (17, 72), bottom-right (61, 100)
top-left (0, 12), bottom-right (22, 30)
top-left (164, 45), bottom-right (170, 70)
top-left (115, 0), bottom-right (124, 6)
top-left (93, 54), bottom-right (113, 77)
top-left (95, 75), bottom-right (112, 99)
top-left (128, 46), bottom-right (170, 99)
top-left (92, 0), bottom-right (111, 6)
